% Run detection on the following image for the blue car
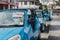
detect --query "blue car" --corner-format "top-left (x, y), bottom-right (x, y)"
top-left (43, 10), bottom-right (51, 21)
top-left (0, 9), bottom-right (40, 40)
top-left (36, 10), bottom-right (49, 32)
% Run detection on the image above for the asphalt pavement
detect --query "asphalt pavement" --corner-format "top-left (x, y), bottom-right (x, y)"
top-left (49, 15), bottom-right (60, 40)
top-left (41, 15), bottom-right (60, 40)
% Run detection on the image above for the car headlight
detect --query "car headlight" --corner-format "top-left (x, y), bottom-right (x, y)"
top-left (8, 34), bottom-right (21, 40)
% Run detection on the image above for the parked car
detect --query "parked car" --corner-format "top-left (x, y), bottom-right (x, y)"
top-left (43, 10), bottom-right (51, 21)
top-left (0, 9), bottom-right (40, 40)
top-left (36, 10), bottom-right (49, 33)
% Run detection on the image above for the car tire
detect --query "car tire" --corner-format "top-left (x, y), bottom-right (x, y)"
top-left (49, 18), bottom-right (51, 21)
top-left (37, 33), bottom-right (41, 40)
top-left (37, 36), bottom-right (41, 40)
top-left (45, 26), bottom-right (49, 33)
top-left (40, 24), bottom-right (46, 32)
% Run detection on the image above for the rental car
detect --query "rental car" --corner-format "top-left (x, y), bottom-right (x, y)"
top-left (43, 10), bottom-right (51, 21)
top-left (36, 10), bottom-right (49, 32)
top-left (0, 9), bottom-right (40, 40)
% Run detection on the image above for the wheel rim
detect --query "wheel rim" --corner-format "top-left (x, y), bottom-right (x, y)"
top-left (42, 25), bottom-right (45, 31)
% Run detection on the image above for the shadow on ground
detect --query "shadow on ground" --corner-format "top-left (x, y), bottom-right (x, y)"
top-left (41, 38), bottom-right (48, 40)
top-left (52, 18), bottom-right (60, 21)
top-left (49, 25), bottom-right (60, 31)
top-left (41, 36), bottom-right (60, 40)
top-left (49, 36), bottom-right (60, 40)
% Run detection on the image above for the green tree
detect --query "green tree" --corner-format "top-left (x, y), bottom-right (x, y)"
top-left (39, 3), bottom-right (42, 10)
top-left (42, 5), bottom-right (47, 10)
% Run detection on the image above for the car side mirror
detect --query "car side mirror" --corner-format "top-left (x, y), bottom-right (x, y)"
top-left (28, 15), bottom-right (36, 30)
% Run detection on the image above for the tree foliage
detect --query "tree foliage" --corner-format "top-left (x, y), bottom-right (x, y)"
top-left (39, 3), bottom-right (42, 9)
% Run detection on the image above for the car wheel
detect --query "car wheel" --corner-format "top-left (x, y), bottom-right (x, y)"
top-left (40, 24), bottom-right (45, 32)
top-left (49, 18), bottom-right (51, 21)
top-left (37, 33), bottom-right (41, 40)
top-left (45, 25), bottom-right (49, 33)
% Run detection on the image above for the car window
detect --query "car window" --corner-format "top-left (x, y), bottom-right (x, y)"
top-left (36, 11), bottom-right (42, 18)
top-left (0, 12), bottom-right (25, 27)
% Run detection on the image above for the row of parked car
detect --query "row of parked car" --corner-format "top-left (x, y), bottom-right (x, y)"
top-left (0, 9), bottom-right (51, 40)
top-left (36, 9), bottom-right (51, 32)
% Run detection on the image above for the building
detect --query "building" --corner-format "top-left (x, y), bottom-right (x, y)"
top-left (0, 0), bottom-right (18, 10)
top-left (18, 0), bottom-right (40, 9)
top-left (40, 0), bottom-right (58, 5)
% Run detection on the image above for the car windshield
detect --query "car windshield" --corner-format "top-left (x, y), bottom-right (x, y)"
top-left (0, 12), bottom-right (24, 26)
top-left (36, 11), bottom-right (42, 18)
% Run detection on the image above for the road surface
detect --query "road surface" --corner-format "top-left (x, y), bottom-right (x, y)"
top-left (41, 15), bottom-right (60, 40)
top-left (49, 15), bottom-right (60, 40)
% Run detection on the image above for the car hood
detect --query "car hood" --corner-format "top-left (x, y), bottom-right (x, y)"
top-left (0, 27), bottom-right (24, 40)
